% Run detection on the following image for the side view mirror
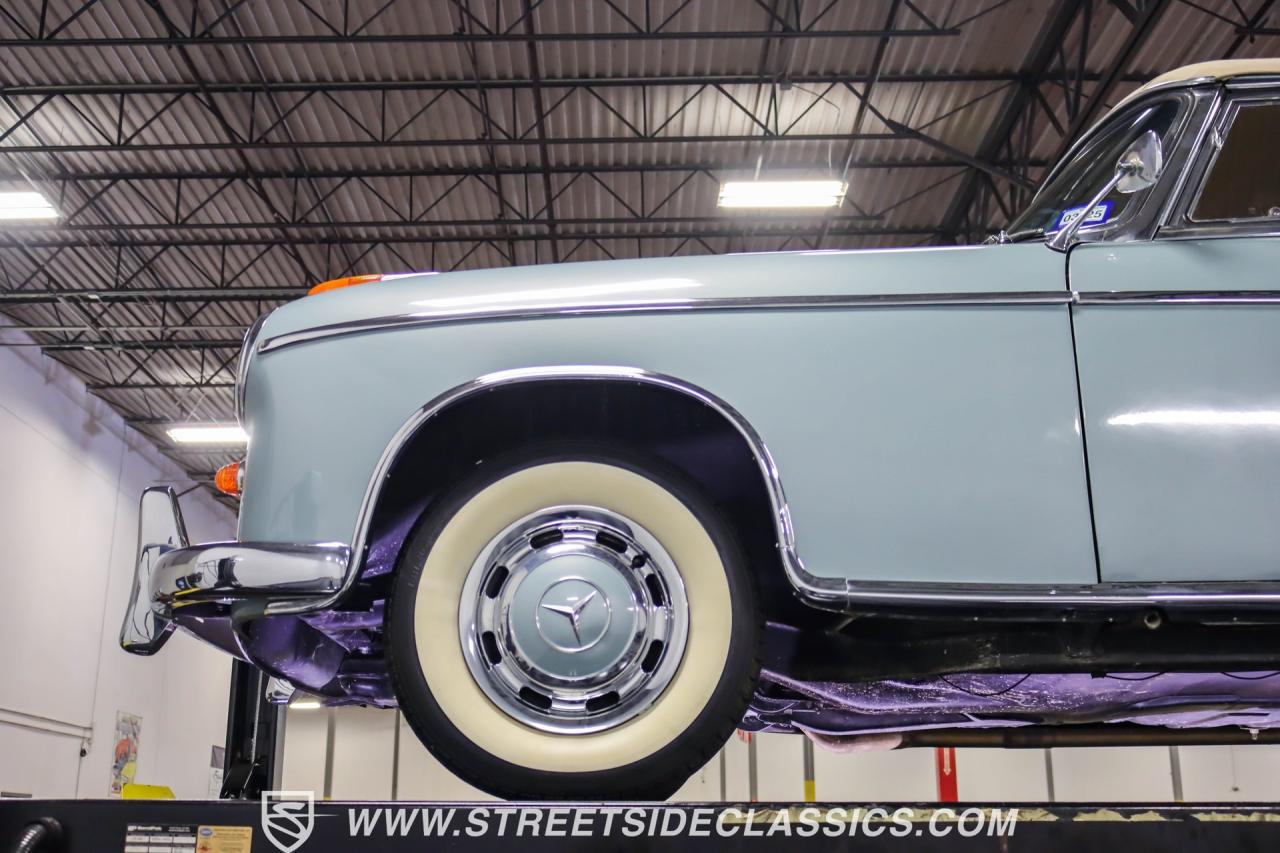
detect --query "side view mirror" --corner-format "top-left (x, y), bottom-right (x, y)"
top-left (1047, 129), bottom-right (1163, 252)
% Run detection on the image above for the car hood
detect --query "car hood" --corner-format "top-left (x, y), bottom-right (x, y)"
top-left (257, 243), bottom-right (1060, 347)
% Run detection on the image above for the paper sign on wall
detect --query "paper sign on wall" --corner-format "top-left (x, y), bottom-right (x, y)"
top-left (110, 711), bottom-right (142, 797)
top-left (209, 745), bottom-right (226, 799)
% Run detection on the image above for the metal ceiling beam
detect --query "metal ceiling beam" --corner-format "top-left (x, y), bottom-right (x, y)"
top-left (1048, 0), bottom-right (1174, 165)
top-left (0, 287), bottom-right (305, 303)
top-left (3, 214), bottom-right (886, 233)
top-left (1228, 0), bottom-right (1280, 54)
top-left (119, 418), bottom-right (228, 432)
top-left (812, 0), bottom-right (902, 251)
top-left (522, 0), bottom-right (560, 264)
top-left (0, 158), bottom-right (1049, 183)
top-left (881, 119), bottom-right (1037, 189)
top-left (0, 30), bottom-right (961, 49)
top-left (7, 324), bottom-right (248, 333)
top-left (209, 0), bottom-right (358, 280)
top-left (0, 132), bottom-right (902, 154)
top-left (28, 339), bottom-right (242, 351)
top-left (454, 0), bottom-right (519, 268)
top-left (88, 381), bottom-right (235, 390)
top-left (138, 0), bottom-right (321, 285)
top-left (0, 70), bottom-right (1139, 97)
top-left (3, 225), bottom-right (940, 252)
top-left (938, 0), bottom-right (1088, 242)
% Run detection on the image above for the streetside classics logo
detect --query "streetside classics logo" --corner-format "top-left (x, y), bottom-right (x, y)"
top-left (261, 790), bottom-right (316, 853)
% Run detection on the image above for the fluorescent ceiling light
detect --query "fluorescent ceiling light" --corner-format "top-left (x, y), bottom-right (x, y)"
top-left (718, 180), bottom-right (847, 209)
top-left (289, 700), bottom-right (324, 710)
top-left (0, 191), bottom-right (59, 220)
top-left (166, 424), bottom-right (249, 444)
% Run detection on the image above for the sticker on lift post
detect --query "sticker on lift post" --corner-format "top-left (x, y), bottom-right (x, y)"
top-left (196, 825), bottom-right (252, 853)
top-left (123, 824), bottom-right (252, 853)
top-left (1052, 200), bottom-right (1115, 232)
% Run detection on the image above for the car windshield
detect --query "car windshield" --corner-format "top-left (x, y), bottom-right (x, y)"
top-left (1005, 97), bottom-right (1185, 239)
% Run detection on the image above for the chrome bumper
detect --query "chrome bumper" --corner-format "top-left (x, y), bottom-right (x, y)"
top-left (119, 486), bottom-right (351, 655)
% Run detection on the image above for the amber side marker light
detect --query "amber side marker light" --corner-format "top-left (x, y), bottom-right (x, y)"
top-left (308, 273), bottom-right (382, 296)
top-left (215, 461), bottom-right (243, 498)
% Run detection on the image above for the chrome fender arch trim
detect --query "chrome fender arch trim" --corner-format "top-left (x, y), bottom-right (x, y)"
top-left (263, 365), bottom-right (840, 616)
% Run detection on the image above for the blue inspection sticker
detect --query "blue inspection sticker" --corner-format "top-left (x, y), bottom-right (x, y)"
top-left (1051, 200), bottom-right (1115, 232)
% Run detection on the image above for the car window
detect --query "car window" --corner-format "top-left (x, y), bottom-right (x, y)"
top-left (1191, 101), bottom-right (1280, 222)
top-left (1007, 98), bottom-right (1184, 238)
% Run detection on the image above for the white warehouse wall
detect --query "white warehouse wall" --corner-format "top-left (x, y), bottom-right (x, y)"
top-left (282, 706), bottom-right (1280, 804)
top-left (0, 333), bottom-right (236, 799)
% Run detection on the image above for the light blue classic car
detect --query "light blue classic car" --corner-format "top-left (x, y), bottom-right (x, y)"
top-left (123, 59), bottom-right (1280, 799)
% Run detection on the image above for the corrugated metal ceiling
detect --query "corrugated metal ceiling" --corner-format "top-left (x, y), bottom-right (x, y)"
top-left (0, 0), bottom-right (1276, 498)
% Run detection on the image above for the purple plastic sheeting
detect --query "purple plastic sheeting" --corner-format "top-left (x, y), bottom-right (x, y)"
top-left (303, 601), bottom-right (385, 633)
top-left (365, 508), bottom-right (421, 578)
top-left (744, 669), bottom-right (1280, 736)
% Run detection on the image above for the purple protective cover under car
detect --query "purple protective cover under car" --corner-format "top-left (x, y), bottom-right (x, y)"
top-left (744, 668), bottom-right (1280, 736)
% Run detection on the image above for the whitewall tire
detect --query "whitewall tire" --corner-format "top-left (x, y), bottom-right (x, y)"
top-left (386, 444), bottom-right (761, 800)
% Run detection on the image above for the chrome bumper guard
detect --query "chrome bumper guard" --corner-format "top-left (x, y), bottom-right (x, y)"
top-left (119, 486), bottom-right (350, 655)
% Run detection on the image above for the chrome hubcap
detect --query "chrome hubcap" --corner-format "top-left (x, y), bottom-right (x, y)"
top-left (458, 506), bottom-right (689, 734)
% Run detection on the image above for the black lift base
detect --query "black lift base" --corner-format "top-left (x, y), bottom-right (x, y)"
top-left (4, 799), bottom-right (1280, 852)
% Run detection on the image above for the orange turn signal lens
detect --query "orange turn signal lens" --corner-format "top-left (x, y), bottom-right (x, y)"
top-left (215, 461), bottom-right (243, 498)
top-left (307, 274), bottom-right (382, 296)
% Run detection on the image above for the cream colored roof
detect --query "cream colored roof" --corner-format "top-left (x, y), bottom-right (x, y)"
top-left (1109, 59), bottom-right (1280, 115)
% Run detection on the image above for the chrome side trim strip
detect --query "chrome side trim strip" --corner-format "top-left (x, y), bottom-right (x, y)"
top-left (841, 579), bottom-right (1280, 612)
top-left (1075, 291), bottom-right (1280, 305)
top-left (258, 287), bottom-right (1280, 356)
top-left (263, 365), bottom-right (846, 615)
top-left (257, 291), bottom-right (1071, 354)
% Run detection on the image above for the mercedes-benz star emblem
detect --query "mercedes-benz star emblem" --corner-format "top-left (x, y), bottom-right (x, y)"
top-left (536, 579), bottom-right (610, 652)
top-left (541, 589), bottom-right (597, 644)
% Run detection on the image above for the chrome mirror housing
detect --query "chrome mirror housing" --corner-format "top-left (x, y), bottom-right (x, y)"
top-left (1115, 129), bottom-right (1163, 193)
top-left (1048, 129), bottom-right (1164, 252)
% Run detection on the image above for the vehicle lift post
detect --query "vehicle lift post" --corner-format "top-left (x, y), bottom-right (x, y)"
top-left (220, 660), bottom-right (284, 799)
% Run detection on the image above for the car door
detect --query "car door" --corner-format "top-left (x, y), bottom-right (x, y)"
top-left (1070, 88), bottom-right (1280, 582)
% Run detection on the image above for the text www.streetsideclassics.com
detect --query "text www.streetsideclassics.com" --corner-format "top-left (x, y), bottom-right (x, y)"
top-left (345, 805), bottom-right (1018, 839)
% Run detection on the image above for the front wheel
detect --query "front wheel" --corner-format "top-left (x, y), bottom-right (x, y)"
top-left (386, 445), bottom-right (761, 800)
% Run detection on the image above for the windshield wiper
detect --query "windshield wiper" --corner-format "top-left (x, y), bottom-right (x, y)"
top-left (1003, 227), bottom-right (1045, 243)
top-left (985, 227), bottom-right (1044, 245)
